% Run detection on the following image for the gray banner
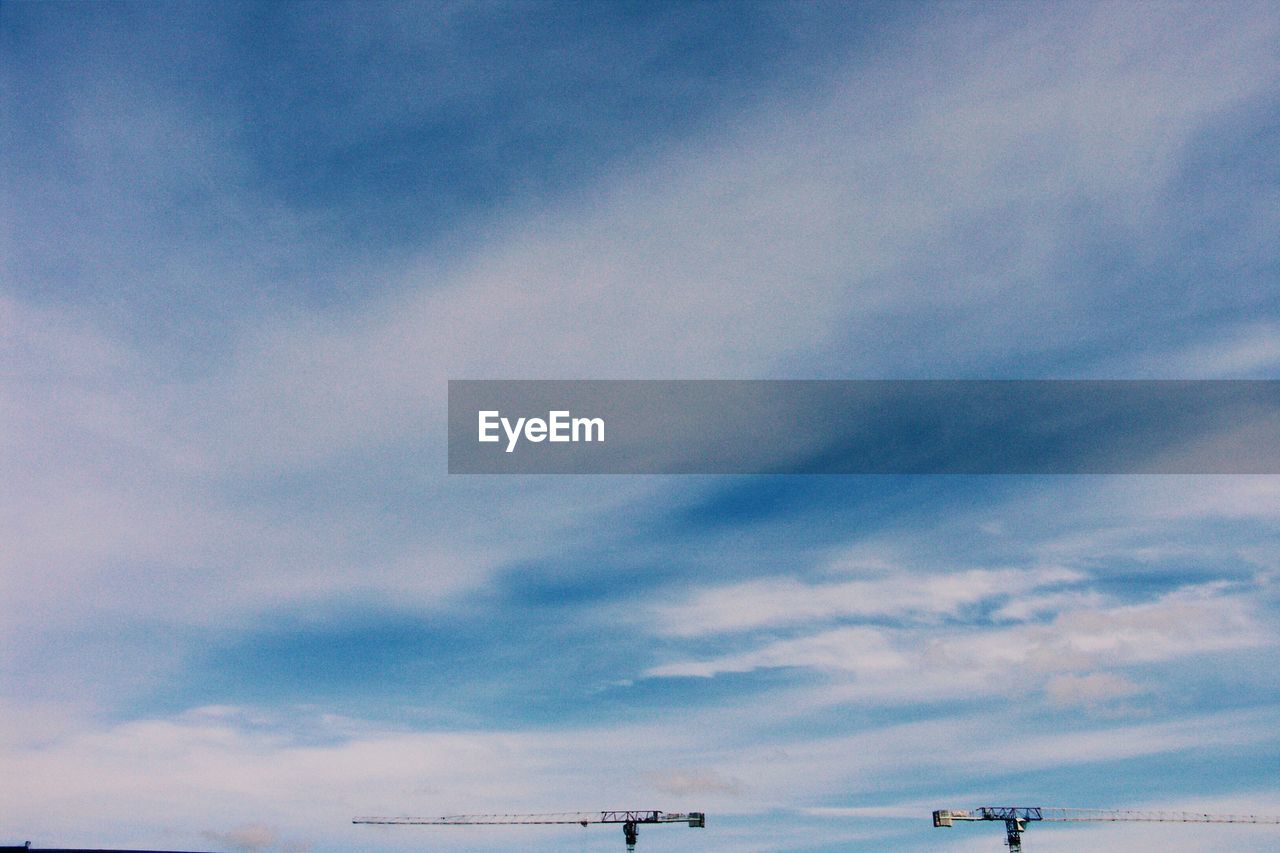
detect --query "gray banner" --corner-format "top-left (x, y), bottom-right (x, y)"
top-left (447, 380), bottom-right (1280, 474)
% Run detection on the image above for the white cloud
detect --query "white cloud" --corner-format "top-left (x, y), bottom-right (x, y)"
top-left (650, 566), bottom-right (1083, 637)
top-left (944, 582), bottom-right (1266, 671)
top-left (1043, 671), bottom-right (1142, 708)
top-left (645, 581), bottom-right (1270, 709)
top-left (644, 768), bottom-right (746, 797)
top-left (993, 589), bottom-right (1108, 622)
top-left (201, 823), bottom-right (309, 853)
top-left (1123, 322), bottom-right (1280, 378)
top-left (1112, 476), bottom-right (1280, 524)
top-left (648, 626), bottom-right (907, 679)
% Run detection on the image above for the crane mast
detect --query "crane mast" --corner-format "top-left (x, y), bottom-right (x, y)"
top-left (934, 806), bottom-right (1280, 851)
top-left (354, 809), bottom-right (705, 851)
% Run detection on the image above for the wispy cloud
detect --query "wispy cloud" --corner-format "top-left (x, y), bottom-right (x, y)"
top-left (1043, 671), bottom-right (1142, 709)
top-left (645, 580), bottom-right (1271, 712)
top-left (649, 566), bottom-right (1083, 637)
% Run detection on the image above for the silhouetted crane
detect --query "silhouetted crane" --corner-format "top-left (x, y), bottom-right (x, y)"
top-left (354, 809), bottom-right (705, 851)
top-left (933, 806), bottom-right (1280, 851)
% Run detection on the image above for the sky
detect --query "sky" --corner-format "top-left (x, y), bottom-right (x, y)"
top-left (2, 1), bottom-right (1279, 851)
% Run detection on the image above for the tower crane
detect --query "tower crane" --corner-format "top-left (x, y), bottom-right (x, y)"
top-left (354, 809), bottom-right (705, 851)
top-left (933, 806), bottom-right (1280, 851)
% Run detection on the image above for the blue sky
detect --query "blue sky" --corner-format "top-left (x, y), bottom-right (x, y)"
top-left (3, 2), bottom-right (1279, 851)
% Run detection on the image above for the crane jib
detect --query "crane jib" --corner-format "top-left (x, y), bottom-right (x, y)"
top-left (934, 806), bottom-right (1280, 851)
top-left (353, 809), bottom-right (705, 850)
